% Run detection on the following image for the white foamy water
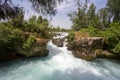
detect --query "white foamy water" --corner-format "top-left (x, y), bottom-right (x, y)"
top-left (0, 32), bottom-right (120, 80)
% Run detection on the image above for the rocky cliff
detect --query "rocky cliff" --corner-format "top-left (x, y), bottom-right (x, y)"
top-left (67, 37), bottom-right (116, 61)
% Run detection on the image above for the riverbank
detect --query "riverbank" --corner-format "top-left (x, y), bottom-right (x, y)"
top-left (0, 32), bottom-right (120, 80)
top-left (0, 31), bottom-right (49, 63)
top-left (66, 32), bottom-right (119, 61)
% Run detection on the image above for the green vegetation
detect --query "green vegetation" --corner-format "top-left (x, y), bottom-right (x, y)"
top-left (68, 0), bottom-right (120, 55)
top-left (113, 42), bottom-right (120, 55)
top-left (102, 22), bottom-right (120, 54)
top-left (67, 33), bottom-right (75, 43)
top-left (0, 14), bottom-right (52, 56)
top-left (23, 35), bottom-right (35, 51)
top-left (0, 23), bottom-right (24, 54)
top-left (80, 26), bottom-right (102, 37)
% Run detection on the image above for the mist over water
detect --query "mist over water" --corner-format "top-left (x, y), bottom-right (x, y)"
top-left (0, 33), bottom-right (120, 80)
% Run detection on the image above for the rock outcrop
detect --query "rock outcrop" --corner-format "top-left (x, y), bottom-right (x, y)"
top-left (0, 34), bottom-right (49, 63)
top-left (17, 38), bottom-right (49, 57)
top-left (67, 37), bottom-right (116, 61)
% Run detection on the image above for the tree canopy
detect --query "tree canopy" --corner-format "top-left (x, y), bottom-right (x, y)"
top-left (0, 0), bottom-right (64, 20)
top-left (0, 0), bottom-right (23, 20)
top-left (107, 0), bottom-right (120, 22)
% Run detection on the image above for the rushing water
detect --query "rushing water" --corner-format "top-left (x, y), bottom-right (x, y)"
top-left (0, 33), bottom-right (120, 80)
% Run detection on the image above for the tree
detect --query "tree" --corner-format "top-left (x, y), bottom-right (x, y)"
top-left (0, 0), bottom-right (22, 20)
top-left (107, 0), bottom-right (120, 22)
top-left (87, 3), bottom-right (96, 27)
top-left (98, 8), bottom-right (111, 29)
top-left (0, 0), bottom-right (64, 20)
top-left (36, 16), bottom-right (42, 24)
top-left (8, 11), bottom-right (25, 28)
top-left (68, 4), bottom-right (88, 31)
top-left (29, 15), bottom-right (36, 25)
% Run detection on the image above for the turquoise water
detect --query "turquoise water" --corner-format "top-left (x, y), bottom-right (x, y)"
top-left (0, 33), bottom-right (120, 80)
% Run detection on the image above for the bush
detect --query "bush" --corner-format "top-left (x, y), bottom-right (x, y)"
top-left (67, 33), bottom-right (75, 43)
top-left (112, 42), bottom-right (120, 55)
top-left (80, 26), bottom-right (102, 37)
top-left (102, 30), bottom-right (119, 50)
top-left (102, 22), bottom-right (120, 53)
top-left (23, 35), bottom-right (35, 51)
top-left (0, 24), bottom-right (24, 54)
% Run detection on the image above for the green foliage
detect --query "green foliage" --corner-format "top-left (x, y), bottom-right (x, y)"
top-left (26, 15), bottom-right (50, 38)
top-left (78, 22), bottom-right (120, 55)
top-left (68, 1), bottom-right (120, 55)
top-left (68, 4), bottom-right (88, 31)
top-left (67, 33), bottom-right (75, 43)
top-left (98, 8), bottom-right (110, 29)
top-left (9, 12), bottom-right (24, 28)
top-left (80, 26), bottom-right (102, 37)
top-left (112, 42), bottom-right (120, 54)
top-left (68, 3), bottom-right (112, 31)
top-left (69, 0), bottom-right (120, 31)
top-left (103, 31), bottom-right (119, 50)
top-left (0, 14), bottom-right (52, 56)
top-left (7, 15), bottom-right (51, 39)
top-left (23, 35), bottom-right (35, 51)
top-left (102, 22), bottom-right (120, 53)
top-left (87, 3), bottom-right (96, 21)
top-left (107, 0), bottom-right (120, 22)
top-left (0, 24), bottom-right (24, 54)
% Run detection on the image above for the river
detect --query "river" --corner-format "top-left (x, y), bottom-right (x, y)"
top-left (0, 32), bottom-right (120, 80)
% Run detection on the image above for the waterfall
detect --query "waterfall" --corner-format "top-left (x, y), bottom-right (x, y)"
top-left (0, 32), bottom-right (120, 80)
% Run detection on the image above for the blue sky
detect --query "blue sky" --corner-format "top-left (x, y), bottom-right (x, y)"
top-left (13, 0), bottom-right (107, 29)
top-left (51, 0), bottom-right (108, 29)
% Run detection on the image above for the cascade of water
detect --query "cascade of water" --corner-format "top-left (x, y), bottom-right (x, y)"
top-left (0, 32), bottom-right (120, 80)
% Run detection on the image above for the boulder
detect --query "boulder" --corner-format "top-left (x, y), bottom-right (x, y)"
top-left (52, 38), bottom-right (65, 47)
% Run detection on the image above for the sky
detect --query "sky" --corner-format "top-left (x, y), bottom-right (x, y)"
top-left (13, 0), bottom-right (107, 29)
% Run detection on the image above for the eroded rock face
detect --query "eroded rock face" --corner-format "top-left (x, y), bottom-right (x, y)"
top-left (0, 37), bottom-right (49, 63)
top-left (67, 37), bottom-right (116, 61)
top-left (17, 38), bottom-right (49, 57)
top-left (52, 38), bottom-right (65, 47)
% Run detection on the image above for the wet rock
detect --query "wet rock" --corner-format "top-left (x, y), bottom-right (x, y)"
top-left (95, 49), bottom-right (116, 59)
top-left (52, 38), bottom-right (65, 47)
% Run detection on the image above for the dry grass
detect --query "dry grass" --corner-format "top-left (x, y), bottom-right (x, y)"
top-left (36, 37), bottom-right (48, 43)
top-left (75, 32), bottom-right (90, 40)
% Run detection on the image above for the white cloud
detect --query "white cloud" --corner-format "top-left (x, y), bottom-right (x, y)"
top-left (56, 0), bottom-right (77, 11)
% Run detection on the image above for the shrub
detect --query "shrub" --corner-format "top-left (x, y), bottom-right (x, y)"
top-left (23, 35), bottom-right (35, 51)
top-left (102, 30), bottom-right (119, 50)
top-left (0, 24), bottom-right (24, 54)
top-left (112, 42), bottom-right (120, 55)
top-left (102, 22), bottom-right (120, 53)
top-left (80, 26), bottom-right (102, 37)
top-left (67, 33), bottom-right (75, 43)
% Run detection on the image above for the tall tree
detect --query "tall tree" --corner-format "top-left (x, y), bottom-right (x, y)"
top-left (107, 0), bottom-right (120, 22)
top-left (36, 16), bottom-right (43, 24)
top-left (98, 8), bottom-right (111, 29)
top-left (87, 3), bottom-right (96, 27)
top-left (68, 4), bottom-right (88, 31)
